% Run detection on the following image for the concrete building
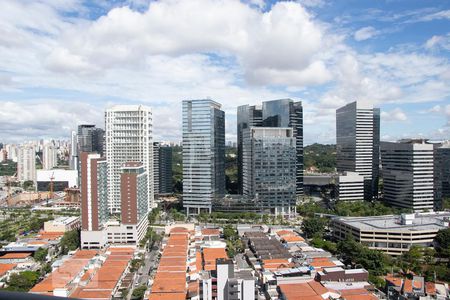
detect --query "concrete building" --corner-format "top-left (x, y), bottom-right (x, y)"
top-left (182, 99), bottom-right (225, 215)
top-left (105, 105), bottom-right (154, 213)
top-left (80, 152), bottom-right (109, 249)
top-left (237, 99), bottom-right (303, 198)
top-left (336, 101), bottom-right (380, 200)
top-left (331, 212), bottom-right (450, 255)
top-left (242, 127), bottom-right (297, 215)
top-left (5, 144), bottom-right (18, 162)
top-left (36, 169), bottom-right (78, 191)
top-left (335, 172), bottom-right (365, 202)
top-left (44, 216), bottom-right (80, 232)
top-left (80, 158), bottom-right (149, 249)
top-left (120, 162), bottom-right (148, 226)
top-left (217, 259), bottom-right (255, 300)
top-left (42, 143), bottom-right (58, 170)
top-left (381, 140), bottom-right (434, 211)
top-left (17, 145), bottom-right (36, 182)
top-left (435, 141), bottom-right (450, 209)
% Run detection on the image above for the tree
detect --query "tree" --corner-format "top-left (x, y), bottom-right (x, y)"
top-left (60, 229), bottom-right (80, 254)
top-left (34, 247), bottom-right (48, 262)
top-left (5, 271), bottom-right (39, 292)
top-left (131, 285), bottom-right (147, 300)
top-left (223, 225), bottom-right (237, 241)
top-left (301, 218), bottom-right (326, 238)
top-left (435, 228), bottom-right (450, 257)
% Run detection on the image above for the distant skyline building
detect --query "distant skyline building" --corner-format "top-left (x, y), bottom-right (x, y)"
top-left (182, 99), bottom-right (225, 215)
top-left (242, 127), bottom-right (297, 215)
top-left (17, 145), bottom-right (36, 182)
top-left (153, 142), bottom-right (173, 195)
top-left (237, 99), bottom-right (303, 198)
top-left (105, 105), bottom-right (154, 213)
top-left (381, 139), bottom-right (434, 211)
top-left (42, 143), bottom-right (58, 170)
top-left (336, 101), bottom-right (380, 200)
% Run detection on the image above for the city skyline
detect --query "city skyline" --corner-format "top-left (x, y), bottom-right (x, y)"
top-left (0, 0), bottom-right (449, 144)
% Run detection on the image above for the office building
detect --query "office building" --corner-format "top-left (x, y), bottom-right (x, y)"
top-left (77, 125), bottom-right (105, 155)
top-left (381, 140), bottom-right (434, 211)
top-left (435, 142), bottom-right (450, 209)
top-left (153, 142), bottom-right (173, 195)
top-left (242, 127), bottom-right (297, 215)
top-left (42, 143), bottom-right (58, 170)
top-left (17, 145), bottom-right (36, 182)
top-left (237, 99), bottom-right (303, 197)
top-left (237, 105), bottom-right (262, 194)
top-left (331, 212), bottom-right (450, 255)
top-left (336, 101), bottom-right (380, 200)
top-left (335, 172), bottom-right (365, 202)
top-left (182, 99), bottom-right (225, 215)
top-left (105, 105), bottom-right (154, 213)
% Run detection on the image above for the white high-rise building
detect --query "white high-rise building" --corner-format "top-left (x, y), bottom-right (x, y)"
top-left (381, 140), bottom-right (435, 211)
top-left (5, 144), bottom-right (18, 162)
top-left (70, 131), bottom-right (78, 170)
top-left (17, 145), bottom-right (36, 182)
top-left (336, 101), bottom-right (380, 200)
top-left (42, 144), bottom-right (58, 170)
top-left (105, 105), bottom-right (153, 213)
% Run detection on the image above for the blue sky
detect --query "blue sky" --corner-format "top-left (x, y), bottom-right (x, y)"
top-left (0, 0), bottom-right (449, 144)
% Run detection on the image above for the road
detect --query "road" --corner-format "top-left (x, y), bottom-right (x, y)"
top-left (129, 241), bottom-right (161, 299)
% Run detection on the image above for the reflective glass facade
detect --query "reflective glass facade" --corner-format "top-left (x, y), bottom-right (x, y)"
top-left (182, 99), bottom-right (225, 214)
top-left (237, 99), bottom-right (303, 197)
top-left (242, 127), bottom-right (296, 214)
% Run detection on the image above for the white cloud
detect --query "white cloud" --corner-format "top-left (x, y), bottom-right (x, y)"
top-left (381, 108), bottom-right (408, 121)
top-left (354, 26), bottom-right (379, 41)
top-left (418, 10), bottom-right (450, 22)
top-left (425, 34), bottom-right (450, 51)
top-left (0, 0), bottom-right (449, 144)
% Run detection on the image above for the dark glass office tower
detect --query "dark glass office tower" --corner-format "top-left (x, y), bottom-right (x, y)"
top-left (182, 99), bottom-right (225, 215)
top-left (153, 142), bottom-right (173, 195)
top-left (336, 101), bottom-right (380, 200)
top-left (237, 105), bottom-right (262, 194)
top-left (77, 125), bottom-right (105, 156)
top-left (237, 99), bottom-right (303, 198)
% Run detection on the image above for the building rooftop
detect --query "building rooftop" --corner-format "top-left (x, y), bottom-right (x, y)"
top-left (333, 212), bottom-right (450, 232)
top-left (0, 252), bottom-right (32, 259)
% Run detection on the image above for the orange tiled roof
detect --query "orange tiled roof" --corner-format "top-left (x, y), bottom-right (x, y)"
top-left (385, 275), bottom-right (402, 287)
top-left (0, 252), bottom-right (32, 259)
top-left (0, 264), bottom-right (16, 276)
top-left (279, 281), bottom-right (329, 300)
top-left (201, 228), bottom-right (220, 236)
top-left (404, 279), bottom-right (413, 293)
top-left (342, 295), bottom-right (378, 300)
top-left (282, 235), bottom-right (305, 243)
top-left (310, 257), bottom-right (337, 269)
top-left (149, 292), bottom-right (186, 300)
top-left (425, 282), bottom-right (436, 295)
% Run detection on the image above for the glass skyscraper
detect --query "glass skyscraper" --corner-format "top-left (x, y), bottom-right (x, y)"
top-left (182, 99), bottom-right (225, 215)
top-left (242, 127), bottom-right (297, 214)
top-left (237, 99), bottom-right (303, 197)
top-left (336, 101), bottom-right (380, 200)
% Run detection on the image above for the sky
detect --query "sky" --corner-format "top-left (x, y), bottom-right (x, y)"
top-left (0, 0), bottom-right (449, 145)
